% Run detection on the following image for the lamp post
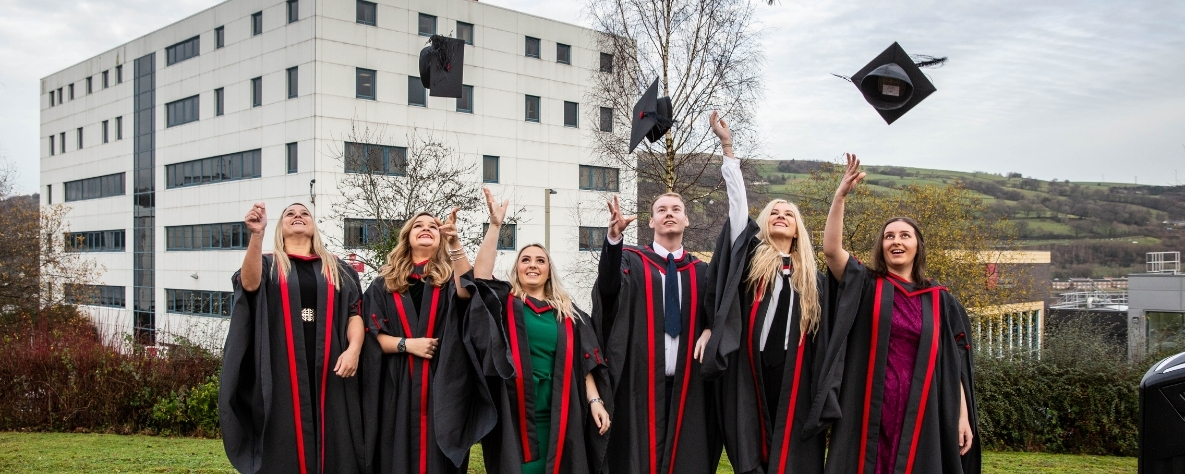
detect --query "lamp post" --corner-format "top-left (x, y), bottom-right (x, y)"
top-left (544, 188), bottom-right (558, 249)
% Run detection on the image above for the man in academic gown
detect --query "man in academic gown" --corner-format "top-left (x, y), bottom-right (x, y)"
top-left (592, 194), bottom-right (723, 474)
top-left (807, 255), bottom-right (981, 474)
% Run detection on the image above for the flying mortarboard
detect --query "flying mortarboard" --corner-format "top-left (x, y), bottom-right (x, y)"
top-left (847, 42), bottom-right (943, 125)
top-left (629, 78), bottom-right (674, 153)
top-left (419, 35), bottom-right (466, 99)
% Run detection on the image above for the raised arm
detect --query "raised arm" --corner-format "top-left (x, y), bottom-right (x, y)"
top-left (439, 207), bottom-right (473, 299)
top-left (823, 154), bottom-right (865, 279)
top-left (598, 195), bottom-right (635, 300)
top-left (474, 187), bottom-right (509, 280)
top-left (710, 111), bottom-right (747, 244)
top-left (240, 203), bottom-right (267, 292)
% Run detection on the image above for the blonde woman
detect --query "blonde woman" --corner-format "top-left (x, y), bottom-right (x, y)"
top-left (471, 188), bottom-right (612, 474)
top-left (221, 202), bottom-right (368, 474)
top-left (702, 112), bottom-right (829, 474)
top-left (362, 209), bottom-right (510, 474)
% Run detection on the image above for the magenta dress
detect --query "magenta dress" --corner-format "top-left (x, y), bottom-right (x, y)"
top-left (875, 286), bottom-right (923, 474)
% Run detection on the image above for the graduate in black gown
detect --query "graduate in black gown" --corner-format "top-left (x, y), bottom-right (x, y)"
top-left (813, 154), bottom-right (980, 474)
top-left (701, 112), bottom-right (829, 474)
top-left (471, 188), bottom-right (613, 474)
top-left (592, 193), bottom-right (723, 474)
top-left (361, 210), bottom-right (511, 474)
top-left (221, 203), bottom-right (371, 474)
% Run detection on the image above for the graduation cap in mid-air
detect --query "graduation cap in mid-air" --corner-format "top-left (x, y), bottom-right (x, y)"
top-left (841, 42), bottom-right (946, 125)
top-left (419, 35), bottom-right (466, 98)
top-left (629, 78), bottom-right (674, 153)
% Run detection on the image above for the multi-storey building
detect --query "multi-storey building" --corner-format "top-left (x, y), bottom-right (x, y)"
top-left (39, 0), bottom-right (629, 349)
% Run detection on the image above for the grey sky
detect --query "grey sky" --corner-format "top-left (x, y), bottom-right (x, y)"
top-left (3, 0), bottom-right (1183, 193)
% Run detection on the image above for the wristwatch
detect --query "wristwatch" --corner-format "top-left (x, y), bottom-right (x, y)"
top-left (397, 337), bottom-right (407, 353)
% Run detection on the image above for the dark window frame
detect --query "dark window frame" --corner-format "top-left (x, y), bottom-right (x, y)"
top-left (344, 142), bottom-right (407, 176)
top-left (564, 101), bottom-right (579, 128)
top-left (102, 70), bottom-right (109, 88)
top-left (525, 95), bottom-right (540, 122)
top-left (483, 223), bottom-right (517, 250)
top-left (215, 26), bottom-right (225, 48)
top-left (418, 13), bottom-right (437, 36)
top-left (356, 68), bottom-right (376, 100)
top-left (287, 0), bottom-right (299, 23)
top-left (165, 222), bottom-right (251, 251)
top-left (251, 77), bottom-right (262, 107)
top-left (165, 149), bottom-right (262, 189)
top-left (166, 36), bottom-right (200, 66)
top-left (69, 84), bottom-right (74, 100)
top-left (64, 173), bottom-right (125, 202)
top-left (456, 85), bottom-right (473, 113)
top-left (68, 284), bottom-right (126, 308)
top-left (356, 0), bottom-right (377, 26)
top-left (457, 21), bottom-right (474, 45)
top-left (49, 90), bottom-right (55, 107)
top-left (579, 165), bottom-right (620, 192)
top-left (599, 106), bottom-right (613, 132)
top-left (286, 142), bottom-right (298, 173)
top-left (214, 88), bottom-right (224, 116)
top-left (49, 135), bottom-right (55, 156)
top-left (287, 66), bottom-right (298, 99)
top-left (525, 36), bottom-right (541, 58)
top-left (556, 43), bottom-right (571, 65)
top-left (408, 76), bottom-right (426, 106)
top-left (579, 226), bottom-right (607, 251)
top-left (166, 95), bottom-right (200, 127)
top-left (86, 77), bottom-right (93, 94)
top-left (166, 288), bottom-right (235, 317)
top-left (76, 127), bottom-right (83, 148)
top-left (102, 120), bottom-right (109, 143)
top-left (252, 11), bottom-right (263, 36)
top-left (344, 218), bottom-right (400, 248)
top-left (65, 229), bottom-right (126, 252)
top-left (600, 52), bottom-right (614, 73)
top-left (115, 116), bottom-right (123, 140)
top-left (116, 65), bottom-right (123, 83)
top-left (482, 155), bottom-right (499, 183)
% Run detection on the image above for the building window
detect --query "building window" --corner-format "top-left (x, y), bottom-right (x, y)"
top-left (357, 0), bottom-right (376, 25)
top-left (408, 76), bottom-right (426, 106)
top-left (86, 77), bottom-right (93, 94)
top-left (483, 223), bottom-right (517, 250)
top-left (600, 52), bottom-right (614, 73)
top-left (115, 116), bottom-right (123, 140)
top-left (67, 284), bottom-right (126, 308)
top-left (166, 149), bottom-right (262, 188)
top-left (76, 127), bottom-right (83, 148)
top-left (64, 173), bottom-right (125, 202)
top-left (102, 70), bottom-right (109, 88)
top-left (166, 222), bottom-right (251, 251)
top-left (525, 36), bottom-right (540, 58)
top-left (251, 77), bottom-right (262, 107)
top-left (47, 184), bottom-right (52, 204)
top-left (1147, 311), bottom-right (1185, 355)
top-left (483, 155), bottom-right (499, 183)
top-left (287, 142), bottom-right (298, 173)
top-left (166, 95), bottom-right (200, 127)
top-left (356, 68), bottom-right (376, 100)
top-left (116, 65), bottom-right (122, 83)
top-left (60, 132), bottom-right (65, 152)
top-left (215, 26), bottom-right (225, 48)
top-left (252, 12), bottom-right (263, 36)
top-left (166, 288), bottom-right (234, 317)
top-left (344, 218), bottom-right (399, 247)
top-left (215, 88), bottom-right (224, 116)
top-left (418, 13), bottom-right (436, 36)
top-left (287, 66), bottom-right (298, 98)
top-left (456, 85), bottom-right (473, 113)
top-left (525, 95), bottom-right (540, 122)
top-left (557, 43), bottom-right (571, 64)
top-left (69, 84), bottom-right (75, 100)
top-left (287, 0), bottom-right (299, 23)
top-left (564, 101), bottom-right (578, 127)
top-left (344, 142), bottom-right (407, 175)
top-left (599, 107), bottom-right (613, 132)
top-left (166, 36), bottom-right (200, 66)
top-left (579, 165), bottom-right (620, 192)
top-left (49, 90), bottom-right (54, 107)
top-left (457, 21), bottom-right (474, 45)
top-left (65, 229), bottom-right (126, 252)
top-left (102, 120), bottom-right (109, 143)
top-left (49, 135), bottom-right (55, 156)
top-left (579, 226), bottom-right (607, 251)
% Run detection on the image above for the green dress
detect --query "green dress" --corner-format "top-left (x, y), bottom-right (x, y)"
top-left (521, 304), bottom-right (559, 474)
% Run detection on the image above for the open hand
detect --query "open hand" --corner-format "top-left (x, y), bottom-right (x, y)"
top-left (244, 203), bottom-right (267, 235)
top-left (836, 153), bottom-right (866, 198)
top-left (709, 111), bottom-right (732, 143)
top-left (438, 207), bottom-right (461, 247)
top-left (483, 187), bottom-right (510, 226)
top-left (606, 195), bottom-right (637, 242)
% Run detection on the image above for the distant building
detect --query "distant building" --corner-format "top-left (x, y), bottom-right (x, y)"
top-left (970, 251), bottom-right (1051, 358)
top-left (1128, 272), bottom-right (1185, 361)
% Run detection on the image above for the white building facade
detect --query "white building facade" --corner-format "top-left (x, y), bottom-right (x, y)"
top-left (39, 0), bottom-right (628, 349)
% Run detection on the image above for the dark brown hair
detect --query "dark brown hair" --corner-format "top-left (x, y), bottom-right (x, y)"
top-left (869, 216), bottom-right (930, 288)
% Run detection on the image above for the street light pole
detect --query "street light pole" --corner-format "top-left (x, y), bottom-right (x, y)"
top-left (545, 188), bottom-right (558, 249)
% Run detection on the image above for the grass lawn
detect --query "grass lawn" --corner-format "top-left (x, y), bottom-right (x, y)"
top-left (0, 432), bottom-right (1136, 473)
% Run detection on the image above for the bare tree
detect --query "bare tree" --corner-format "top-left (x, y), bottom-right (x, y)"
top-left (586, 0), bottom-right (765, 249)
top-left (325, 123), bottom-right (523, 272)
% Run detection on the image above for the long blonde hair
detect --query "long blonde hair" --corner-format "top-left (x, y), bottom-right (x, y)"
top-left (744, 199), bottom-right (822, 336)
top-left (507, 244), bottom-right (577, 321)
top-left (380, 212), bottom-right (453, 294)
top-left (273, 203), bottom-right (342, 287)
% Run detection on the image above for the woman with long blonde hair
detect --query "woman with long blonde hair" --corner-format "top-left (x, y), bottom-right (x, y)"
top-left (702, 112), bottom-right (829, 474)
top-left (220, 202), bottom-right (369, 473)
top-left (361, 207), bottom-right (511, 474)
top-left (471, 188), bottom-right (612, 474)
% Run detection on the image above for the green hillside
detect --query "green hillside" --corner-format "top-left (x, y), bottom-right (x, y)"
top-left (754, 160), bottom-right (1185, 278)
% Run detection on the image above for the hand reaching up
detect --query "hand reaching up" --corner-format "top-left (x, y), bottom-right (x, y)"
top-left (836, 153), bottom-right (866, 198)
top-left (606, 195), bottom-right (636, 242)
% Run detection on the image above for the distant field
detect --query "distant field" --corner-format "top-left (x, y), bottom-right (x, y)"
top-left (0, 432), bottom-right (1137, 474)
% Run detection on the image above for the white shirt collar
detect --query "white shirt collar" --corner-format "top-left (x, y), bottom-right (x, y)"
top-left (651, 241), bottom-right (684, 260)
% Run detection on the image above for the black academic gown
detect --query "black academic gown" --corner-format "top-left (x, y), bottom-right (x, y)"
top-left (220, 254), bottom-right (371, 474)
top-left (703, 219), bottom-right (829, 474)
top-left (361, 271), bottom-right (512, 474)
top-left (808, 256), bottom-right (981, 474)
top-left (474, 278), bottom-right (612, 474)
top-left (591, 240), bottom-right (723, 474)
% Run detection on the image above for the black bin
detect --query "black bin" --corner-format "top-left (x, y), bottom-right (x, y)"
top-left (1141, 351), bottom-right (1185, 474)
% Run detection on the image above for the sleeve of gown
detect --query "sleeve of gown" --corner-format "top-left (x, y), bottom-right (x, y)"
top-left (802, 254), bottom-right (869, 437)
top-left (946, 292), bottom-right (982, 472)
top-left (359, 278), bottom-right (388, 474)
top-left (219, 255), bottom-right (273, 474)
top-left (577, 312), bottom-right (612, 474)
top-left (363, 279), bottom-right (397, 337)
top-left (701, 216), bottom-right (759, 379)
top-left (721, 154), bottom-right (748, 245)
top-left (593, 237), bottom-right (624, 342)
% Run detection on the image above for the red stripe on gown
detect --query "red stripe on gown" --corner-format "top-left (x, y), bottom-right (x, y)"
top-left (278, 271), bottom-right (309, 474)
